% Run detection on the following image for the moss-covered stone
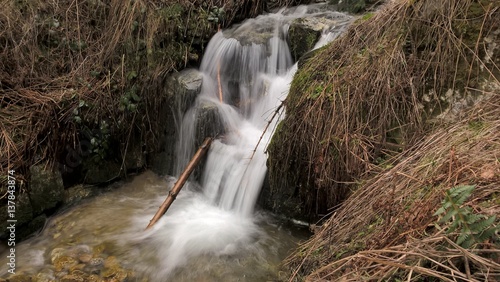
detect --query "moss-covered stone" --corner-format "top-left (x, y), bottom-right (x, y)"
top-left (63, 185), bottom-right (97, 206)
top-left (83, 160), bottom-right (122, 184)
top-left (331, 0), bottom-right (380, 13)
top-left (29, 164), bottom-right (64, 215)
top-left (288, 18), bottom-right (323, 62)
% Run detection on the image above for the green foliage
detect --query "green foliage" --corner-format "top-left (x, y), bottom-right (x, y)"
top-left (72, 99), bottom-right (89, 124)
top-left (89, 120), bottom-right (111, 162)
top-left (208, 7), bottom-right (225, 24)
top-left (434, 185), bottom-right (498, 248)
top-left (119, 85), bottom-right (141, 112)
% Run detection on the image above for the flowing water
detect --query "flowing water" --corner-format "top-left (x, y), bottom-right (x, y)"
top-left (1, 4), bottom-right (351, 281)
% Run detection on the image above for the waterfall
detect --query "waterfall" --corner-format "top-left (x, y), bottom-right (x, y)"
top-left (141, 4), bottom-right (353, 278)
top-left (176, 5), bottom-right (351, 217)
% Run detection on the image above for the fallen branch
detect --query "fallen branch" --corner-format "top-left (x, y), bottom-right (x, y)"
top-left (250, 102), bottom-right (284, 160)
top-left (145, 137), bottom-right (213, 230)
top-left (217, 62), bottom-right (223, 103)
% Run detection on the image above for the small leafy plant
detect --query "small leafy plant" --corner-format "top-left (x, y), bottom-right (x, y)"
top-left (208, 6), bottom-right (225, 24)
top-left (434, 185), bottom-right (498, 248)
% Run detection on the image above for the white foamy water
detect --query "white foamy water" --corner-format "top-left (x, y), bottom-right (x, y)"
top-left (1, 4), bottom-right (352, 281)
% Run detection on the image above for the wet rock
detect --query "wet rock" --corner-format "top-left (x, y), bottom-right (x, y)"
top-left (288, 13), bottom-right (348, 62)
top-left (151, 69), bottom-right (203, 176)
top-left (63, 185), bottom-right (96, 206)
top-left (168, 69), bottom-right (204, 113)
top-left (288, 18), bottom-right (323, 61)
top-left (60, 274), bottom-right (85, 282)
top-left (88, 257), bottom-right (105, 267)
top-left (29, 164), bottom-right (64, 214)
top-left (4, 274), bottom-right (32, 282)
top-left (17, 214), bottom-right (47, 240)
top-left (86, 275), bottom-right (100, 282)
top-left (51, 248), bottom-right (66, 263)
top-left (123, 137), bottom-right (145, 171)
top-left (195, 101), bottom-right (225, 145)
top-left (53, 256), bottom-right (79, 272)
top-left (83, 160), bottom-right (122, 184)
top-left (0, 193), bottom-right (33, 240)
top-left (34, 269), bottom-right (55, 282)
top-left (78, 253), bottom-right (93, 263)
top-left (330, 0), bottom-right (378, 13)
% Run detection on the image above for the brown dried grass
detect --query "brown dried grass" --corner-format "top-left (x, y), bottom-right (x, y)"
top-left (268, 0), bottom-right (500, 218)
top-left (284, 92), bottom-right (500, 281)
top-left (0, 0), bottom-right (286, 177)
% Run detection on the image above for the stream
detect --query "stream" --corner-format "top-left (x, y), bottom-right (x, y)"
top-left (1, 4), bottom-right (351, 281)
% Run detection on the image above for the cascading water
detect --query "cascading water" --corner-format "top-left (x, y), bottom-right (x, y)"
top-left (177, 5), bottom-right (351, 217)
top-left (0, 5), bottom-right (352, 282)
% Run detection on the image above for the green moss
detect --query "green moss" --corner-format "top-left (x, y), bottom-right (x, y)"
top-left (468, 120), bottom-right (485, 132)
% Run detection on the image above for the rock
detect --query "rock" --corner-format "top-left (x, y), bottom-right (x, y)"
top-left (0, 193), bottom-right (33, 240)
top-left (151, 69), bottom-right (203, 176)
top-left (288, 18), bottom-right (323, 61)
top-left (123, 137), bottom-right (145, 171)
top-left (331, 0), bottom-right (380, 13)
top-left (4, 274), bottom-right (32, 282)
top-left (60, 274), bottom-right (85, 282)
top-left (34, 269), bottom-right (55, 282)
top-left (83, 160), bottom-right (122, 184)
top-left (78, 253), bottom-right (93, 263)
top-left (29, 164), bottom-right (64, 215)
top-left (88, 257), bottom-right (105, 267)
top-left (288, 13), bottom-right (348, 61)
top-left (63, 185), bottom-right (96, 206)
top-left (258, 169), bottom-right (306, 220)
top-left (167, 69), bottom-right (203, 114)
top-left (51, 248), bottom-right (66, 263)
top-left (195, 101), bottom-right (225, 146)
top-left (53, 256), bottom-right (79, 272)
top-left (17, 214), bottom-right (47, 240)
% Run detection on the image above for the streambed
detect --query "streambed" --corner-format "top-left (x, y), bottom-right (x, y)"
top-left (0, 171), bottom-right (309, 281)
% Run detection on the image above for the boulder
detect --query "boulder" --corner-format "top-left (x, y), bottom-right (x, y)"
top-left (29, 164), bottom-right (65, 214)
top-left (167, 69), bottom-right (203, 114)
top-left (330, 0), bottom-right (380, 14)
top-left (63, 184), bottom-right (97, 206)
top-left (288, 14), bottom-right (346, 61)
top-left (151, 69), bottom-right (203, 176)
top-left (195, 101), bottom-right (225, 147)
top-left (83, 160), bottom-right (122, 184)
top-left (123, 137), bottom-right (145, 171)
top-left (288, 18), bottom-right (323, 61)
top-left (17, 214), bottom-right (47, 240)
top-left (0, 193), bottom-right (33, 241)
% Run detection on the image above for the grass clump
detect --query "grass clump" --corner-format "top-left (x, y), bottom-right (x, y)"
top-left (0, 0), bottom-right (304, 180)
top-left (268, 0), bottom-right (500, 219)
top-left (284, 93), bottom-right (500, 281)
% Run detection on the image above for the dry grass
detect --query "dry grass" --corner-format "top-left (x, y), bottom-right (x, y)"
top-left (284, 93), bottom-right (500, 281)
top-left (0, 0), bottom-right (290, 178)
top-left (268, 0), bottom-right (500, 218)
top-left (269, 0), bottom-right (500, 279)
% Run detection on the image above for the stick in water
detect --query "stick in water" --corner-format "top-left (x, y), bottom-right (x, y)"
top-left (145, 137), bottom-right (213, 230)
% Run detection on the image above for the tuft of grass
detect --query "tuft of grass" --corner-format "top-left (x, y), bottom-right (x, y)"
top-left (268, 0), bottom-right (500, 220)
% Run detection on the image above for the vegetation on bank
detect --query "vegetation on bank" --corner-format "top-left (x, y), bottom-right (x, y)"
top-left (269, 0), bottom-right (500, 280)
top-left (0, 0), bottom-right (302, 185)
top-left (268, 0), bottom-right (499, 219)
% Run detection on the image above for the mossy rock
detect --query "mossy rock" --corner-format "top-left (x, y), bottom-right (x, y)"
top-left (331, 0), bottom-right (379, 13)
top-left (29, 164), bottom-right (64, 215)
top-left (288, 18), bottom-right (323, 62)
top-left (83, 160), bottom-right (122, 184)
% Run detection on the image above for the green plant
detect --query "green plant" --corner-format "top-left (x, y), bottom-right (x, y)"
top-left (73, 99), bottom-right (89, 124)
top-left (208, 7), bottom-right (225, 24)
top-left (434, 185), bottom-right (498, 248)
top-left (89, 120), bottom-right (111, 162)
top-left (119, 85), bottom-right (141, 112)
